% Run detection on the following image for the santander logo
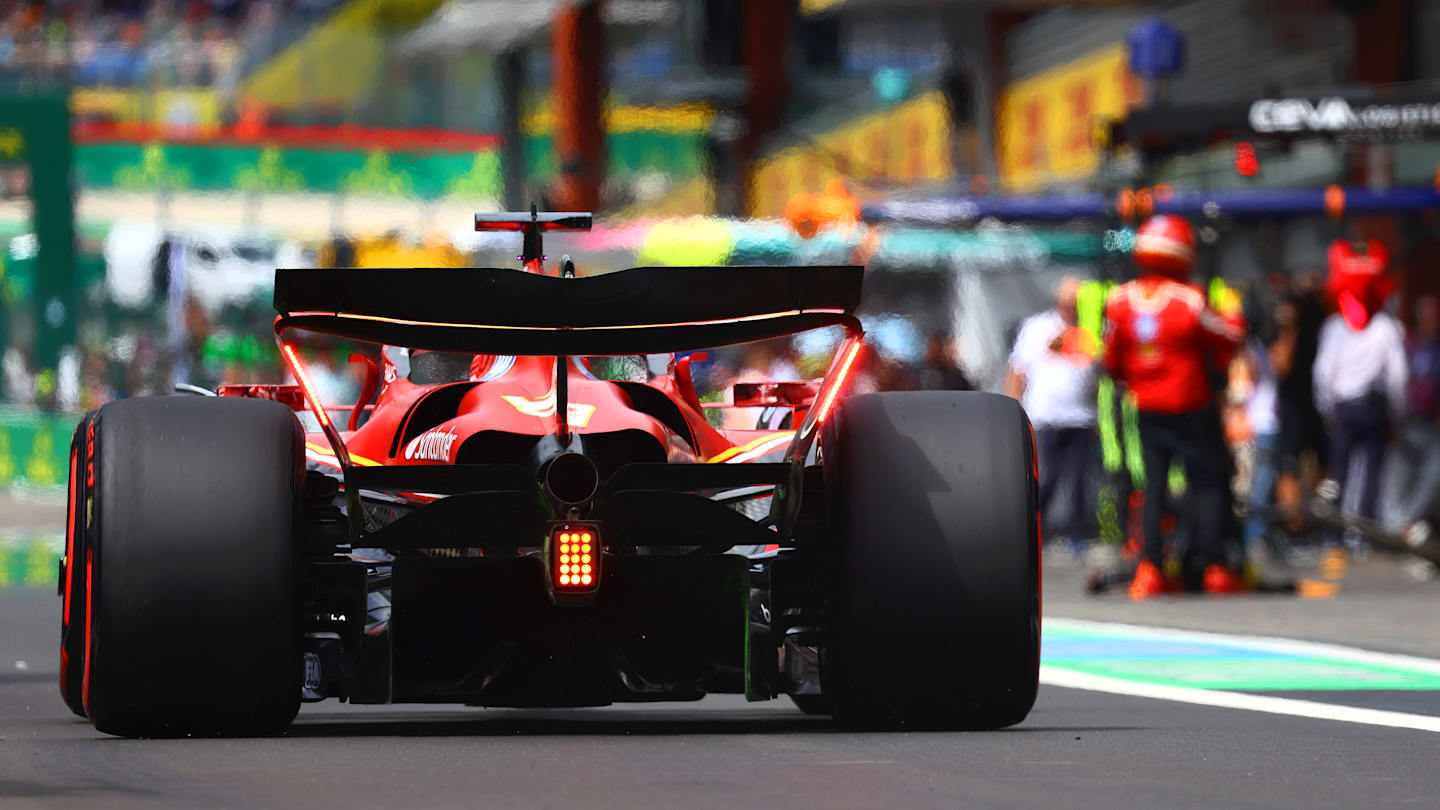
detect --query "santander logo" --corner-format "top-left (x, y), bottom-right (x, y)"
top-left (404, 426), bottom-right (459, 462)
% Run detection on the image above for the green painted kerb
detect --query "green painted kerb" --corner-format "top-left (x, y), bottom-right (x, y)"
top-left (1043, 621), bottom-right (1440, 692)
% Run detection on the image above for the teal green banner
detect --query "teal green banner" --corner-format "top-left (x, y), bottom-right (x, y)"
top-left (0, 408), bottom-right (75, 490)
top-left (76, 142), bottom-right (501, 199)
top-left (74, 131), bottom-right (706, 198)
top-left (0, 536), bottom-right (61, 590)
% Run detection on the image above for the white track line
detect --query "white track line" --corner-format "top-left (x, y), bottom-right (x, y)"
top-left (1041, 667), bottom-right (1440, 733)
top-left (1041, 619), bottom-right (1440, 734)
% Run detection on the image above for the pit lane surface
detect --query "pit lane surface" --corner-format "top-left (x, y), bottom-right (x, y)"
top-left (5, 555), bottom-right (1440, 810)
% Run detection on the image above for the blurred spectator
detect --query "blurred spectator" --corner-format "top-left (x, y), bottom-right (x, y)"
top-left (4, 346), bottom-right (33, 405)
top-left (1409, 295), bottom-right (1440, 421)
top-left (1237, 330), bottom-right (1280, 561)
top-left (80, 344), bottom-right (115, 412)
top-left (1006, 276), bottom-right (1098, 556)
top-left (1104, 216), bottom-right (1246, 598)
top-left (1273, 271), bottom-right (1327, 530)
top-left (768, 340), bottom-right (800, 382)
top-left (1230, 272), bottom-right (1293, 562)
top-left (203, 24), bottom-right (240, 92)
top-left (917, 332), bottom-right (972, 391)
top-left (307, 352), bottom-right (357, 405)
top-left (1380, 295), bottom-right (1440, 533)
top-left (0, 0), bottom-right (341, 89)
top-left (723, 341), bottom-right (798, 430)
top-left (1313, 244), bottom-right (1407, 545)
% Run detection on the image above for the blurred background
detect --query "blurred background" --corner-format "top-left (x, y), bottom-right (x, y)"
top-left (3, 0), bottom-right (1440, 585)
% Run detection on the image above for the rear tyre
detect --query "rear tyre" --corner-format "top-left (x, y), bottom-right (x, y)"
top-left (788, 694), bottom-right (830, 715)
top-left (58, 411), bottom-right (97, 718)
top-left (820, 392), bottom-right (1040, 730)
top-left (86, 396), bottom-right (304, 737)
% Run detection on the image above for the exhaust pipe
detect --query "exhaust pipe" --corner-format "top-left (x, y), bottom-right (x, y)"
top-left (543, 452), bottom-right (599, 507)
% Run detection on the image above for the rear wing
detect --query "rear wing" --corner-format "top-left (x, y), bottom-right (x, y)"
top-left (474, 211), bottom-right (593, 232)
top-left (273, 264), bottom-right (862, 356)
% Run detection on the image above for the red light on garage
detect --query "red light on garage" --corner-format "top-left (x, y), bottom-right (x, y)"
top-left (1234, 141), bottom-right (1258, 177)
top-left (1325, 184), bottom-right (1346, 220)
top-left (551, 526), bottom-right (599, 591)
top-left (1116, 188), bottom-right (1136, 220)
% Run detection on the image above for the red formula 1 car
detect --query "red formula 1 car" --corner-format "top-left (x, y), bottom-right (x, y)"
top-left (57, 210), bottom-right (1040, 737)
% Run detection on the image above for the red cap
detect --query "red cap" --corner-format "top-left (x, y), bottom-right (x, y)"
top-left (1133, 215), bottom-right (1197, 279)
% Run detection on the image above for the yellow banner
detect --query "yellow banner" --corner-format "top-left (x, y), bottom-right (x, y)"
top-left (997, 45), bottom-right (1139, 190)
top-left (523, 102), bottom-right (712, 136)
top-left (749, 91), bottom-right (955, 218)
top-left (71, 88), bottom-right (224, 132)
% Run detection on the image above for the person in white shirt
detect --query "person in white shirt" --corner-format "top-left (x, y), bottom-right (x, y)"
top-left (1005, 277), bottom-right (1100, 553)
top-left (1312, 306), bottom-right (1408, 531)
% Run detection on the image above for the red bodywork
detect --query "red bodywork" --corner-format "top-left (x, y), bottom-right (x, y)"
top-left (291, 351), bottom-right (799, 490)
top-left (260, 214), bottom-right (863, 519)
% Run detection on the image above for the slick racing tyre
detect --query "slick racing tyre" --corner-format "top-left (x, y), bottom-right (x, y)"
top-left (58, 411), bottom-right (97, 718)
top-left (820, 392), bottom-right (1040, 730)
top-left (85, 396), bottom-right (304, 737)
top-left (788, 694), bottom-right (830, 715)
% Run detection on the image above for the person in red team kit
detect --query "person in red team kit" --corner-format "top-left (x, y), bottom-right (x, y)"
top-left (1103, 215), bottom-right (1248, 599)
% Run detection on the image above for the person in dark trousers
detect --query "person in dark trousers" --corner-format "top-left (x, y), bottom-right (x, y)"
top-left (1313, 239), bottom-right (1407, 553)
top-left (1007, 277), bottom-right (1100, 556)
top-left (1272, 272), bottom-right (1327, 531)
top-left (1103, 215), bottom-right (1247, 599)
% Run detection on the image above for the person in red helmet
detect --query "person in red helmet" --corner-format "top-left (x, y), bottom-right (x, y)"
top-left (1103, 214), bottom-right (1247, 599)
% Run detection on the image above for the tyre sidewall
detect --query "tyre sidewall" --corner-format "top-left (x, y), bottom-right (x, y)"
top-left (59, 411), bottom-right (97, 717)
top-left (87, 396), bottom-right (303, 737)
top-left (821, 391), bottom-right (1040, 729)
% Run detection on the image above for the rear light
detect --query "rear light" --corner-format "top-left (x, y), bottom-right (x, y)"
top-left (550, 524), bottom-right (600, 594)
top-left (281, 343), bottom-right (330, 429)
top-left (814, 338), bottom-right (863, 425)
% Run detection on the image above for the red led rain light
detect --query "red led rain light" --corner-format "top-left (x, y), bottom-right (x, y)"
top-left (552, 526), bottom-right (599, 591)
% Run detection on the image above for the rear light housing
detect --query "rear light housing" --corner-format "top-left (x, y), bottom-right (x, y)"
top-left (548, 522), bottom-right (600, 604)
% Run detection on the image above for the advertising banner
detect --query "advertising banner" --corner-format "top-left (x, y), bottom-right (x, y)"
top-left (0, 409), bottom-right (73, 491)
top-left (997, 45), bottom-right (1140, 191)
top-left (750, 91), bottom-right (956, 217)
top-left (74, 128), bottom-right (705, 198)
top-left (76, 141), bottom-right (500, 199)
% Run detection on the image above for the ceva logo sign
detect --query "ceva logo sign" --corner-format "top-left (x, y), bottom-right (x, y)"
top-left (1250, 97), bottom-right (1440, 134)
top-left (1249, 98), bottom-right (1358, 133)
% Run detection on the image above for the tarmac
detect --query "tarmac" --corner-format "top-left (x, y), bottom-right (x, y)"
top-left (3, 494), bottom-right (1438, 808)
